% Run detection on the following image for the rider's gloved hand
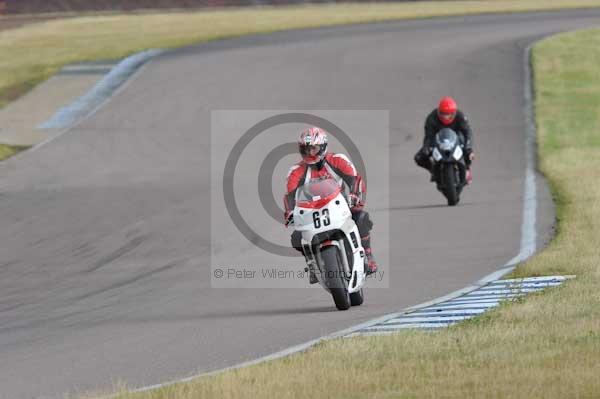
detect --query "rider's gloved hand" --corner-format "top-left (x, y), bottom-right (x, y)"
top-left (285, 212), bottom-right (294, 227)
top-left (465, 148), bottom-right (474, 166)
top-left (348, 193), bottom-right (364, 210)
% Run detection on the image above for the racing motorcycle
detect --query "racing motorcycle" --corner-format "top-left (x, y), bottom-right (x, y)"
top-left (430, 128), bottom-right (467, 206)
top-left (288, 177), bottom-right (366, 310)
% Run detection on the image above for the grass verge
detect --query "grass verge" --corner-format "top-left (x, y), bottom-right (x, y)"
top-left (0, 143), bottom-right (28, 161)
top-left (3, 1), bottom-right (600, 110)
top-left (102, 25), bottom-right (600, 399)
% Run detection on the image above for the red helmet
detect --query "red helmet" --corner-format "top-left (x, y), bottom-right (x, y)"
top-left (298, 127), bottom-right (328, 164)
top-left (437, 96), bottom-right (457, 125)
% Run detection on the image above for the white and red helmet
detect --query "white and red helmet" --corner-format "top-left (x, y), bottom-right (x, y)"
top-left (298, 127), bottom-right (328, 164)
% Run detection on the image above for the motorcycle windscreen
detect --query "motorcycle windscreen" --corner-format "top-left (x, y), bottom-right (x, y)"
top-left (296, 178), bottom-right (342, 208)
top-left (436, 128), bottom-right (459, 151)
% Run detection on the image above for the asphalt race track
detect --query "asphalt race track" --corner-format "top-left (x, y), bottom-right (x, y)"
top-left (1, 9), bottom-right (600, 398)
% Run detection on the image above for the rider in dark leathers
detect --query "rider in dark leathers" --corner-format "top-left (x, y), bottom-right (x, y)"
top-left (414, 97), bottom-right (475, 181)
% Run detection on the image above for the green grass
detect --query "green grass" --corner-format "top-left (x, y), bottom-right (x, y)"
top-left (4, 1), bottom-right (600, 110)
top-left (101, 23), bottom-right (600, 399)
top-left (0, 143), bottom-right (28, 160)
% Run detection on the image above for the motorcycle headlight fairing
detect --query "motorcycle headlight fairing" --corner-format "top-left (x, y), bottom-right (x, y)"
top-left (452, 145), bottom-right (463, 161)
top-left (432, 147), bottom-right (443, 161)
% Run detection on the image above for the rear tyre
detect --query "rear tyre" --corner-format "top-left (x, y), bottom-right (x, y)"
top-left (443, 164), bottom-right (459, 206)
top-left (350, 288), bottom-right (364, 306)
top-left (320, 246), bottom-right (350, 311)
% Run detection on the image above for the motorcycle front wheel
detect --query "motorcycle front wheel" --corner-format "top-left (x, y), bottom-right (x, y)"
top-left (442, 164), bottom-right (459, 206)
top-left (320, 246), bottom-right (351, 311)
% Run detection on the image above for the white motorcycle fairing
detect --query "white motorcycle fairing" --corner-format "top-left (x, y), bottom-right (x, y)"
top-left (293, 191), bottom-right (366, 294)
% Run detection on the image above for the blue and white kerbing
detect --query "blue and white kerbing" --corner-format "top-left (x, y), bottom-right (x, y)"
top-left (347, 275), bottom-right (573, 336)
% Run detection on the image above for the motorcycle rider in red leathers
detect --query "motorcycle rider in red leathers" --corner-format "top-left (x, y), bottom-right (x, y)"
top-left (284, 127), bottom-right (378, 282)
